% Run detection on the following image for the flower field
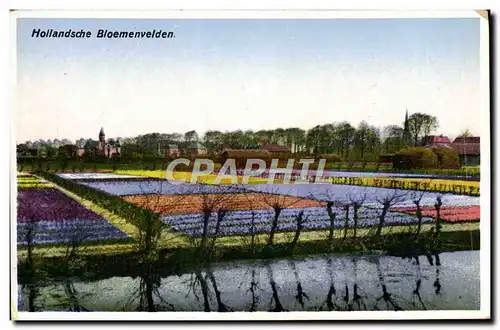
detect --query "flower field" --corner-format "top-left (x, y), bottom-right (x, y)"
top-left (78, 179), bottom-right (244, 196)
top-left (122, 193), bottom-right (325, 215)
top-left (17, 174), bottom-right (53, 189)
top-left (161, 206), bottom-right (436, 237)
top-left (327, 177), bottom-right (479, 196)
top-left (17, 175), bottom-right (131, 246)
top-left (242, 184), bottom-right (480, 208)
top-left (392, 205), bottom-right (480, 222)
top-left (21, 170), bottom-right (480, 247)
top-left (56, 172), bottom-right (143, 180)
top-left (114, 169), bottom-right (271, 184)
top-left (72, 174), bottom-right (479, 239)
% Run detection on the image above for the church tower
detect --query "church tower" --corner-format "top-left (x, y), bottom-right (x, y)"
top-left (99, 127), bottom-right (106, 152)
top-left (403, 108), bottom-right (410, 146)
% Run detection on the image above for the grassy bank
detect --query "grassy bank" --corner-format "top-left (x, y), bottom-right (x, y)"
top-left (17, 220), bottom-right (479, 258)
top-left (17, 227), bottom-right (479, 283)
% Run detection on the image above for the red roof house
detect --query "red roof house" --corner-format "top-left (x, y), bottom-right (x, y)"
top-left (422, 135), bottom-right (452, 145)
top-left (450, 136), bottom-right (480, 165)
top-left (258, 144), bottom-right (291, 160)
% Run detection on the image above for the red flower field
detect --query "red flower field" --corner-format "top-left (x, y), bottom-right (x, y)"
top-left (392, 205), bottom-right (480, 222)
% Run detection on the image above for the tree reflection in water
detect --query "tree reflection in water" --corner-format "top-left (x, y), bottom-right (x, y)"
top-left (319, 257), bottom-right (338, 311)
top-left (266, 262), bottom-right (287, 312)
top-left (194, 269), bottom-right (211, 312)
top-left (206, 269), bottom-right (232, 312)
top-left (433, 254), bottom-right (442, 295)
top-left (44, 278), bottom-right (96, 312)
top-left (20, 251), bottom-right (456, 312)
top-left (120, 263), bottom-right (175, 312)
top-left (373, 258), bottom-right (402, 311)
top-left (411, 256), bottom-right (427, 310)
top-left (289, 260), bottom-right (309, 309)
top-left (351, 258), bottom-right (367, 310)
top-left (339, 258), bottom-right (368, 311)
top-left (24, 284), bottom-right (39, 312)
top-left (242, 266), bottom-right (264, 312)
top-left (137, 269), bottom-right (175, 312)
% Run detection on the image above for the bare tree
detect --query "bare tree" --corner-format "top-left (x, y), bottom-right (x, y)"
top-left (250, 210), bottom-right (258, 249)
top-left (318, 191), bottom-right (344, 242)
top-left (342, 204), bottom-right (350, 240)
top-left (374, 190), bottom-right (408, 238)
top-left (134, 180), bottom-right (186, 259)
top-left (193, 186), bottom-right (235, 251)
top-left (434, 196), bottom-right (443, 237)
top-left (206, 208), bottom-right (231, 251)
top-left (410, 181), bottom-right (431, 237)
top-left (236, 193), bottom-right (265, 251)
top-left (349, 193), bottom-right (367, 239)
top-left (259, 188), bottom-right (304, 246)
top-left (291, 211), bottom-right (306, 247)
top-left (58, 222), bottom-right (93, 275)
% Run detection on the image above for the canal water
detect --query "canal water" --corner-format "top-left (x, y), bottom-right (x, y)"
top-left (18, 250), bottom-right (479, 312)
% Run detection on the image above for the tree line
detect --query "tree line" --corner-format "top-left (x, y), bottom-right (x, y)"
top-left (17, 112), bottom-right (469, 162)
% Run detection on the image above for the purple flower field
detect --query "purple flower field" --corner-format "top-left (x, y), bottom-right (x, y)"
top-left (17, 188), bottom-right (130, 245)
top-left (78, 180), bottom-right (243, 196)
top-left (17, 220), bottom-right (130, 246)
top-left (161, 206), bottom-right (435, 238)
top-left (17, 188), bottom-right (104, 222)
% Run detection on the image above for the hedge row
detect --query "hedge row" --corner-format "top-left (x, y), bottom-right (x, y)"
top-left (393, 147), bottom-right (460, 170)
top-left (36, 171), bottom-right (165, 232)
top-left (430, 146), bottom-right (460, 169)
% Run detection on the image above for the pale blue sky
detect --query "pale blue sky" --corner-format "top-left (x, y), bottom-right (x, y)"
top-left (16, 18), bottom-right (481, 142)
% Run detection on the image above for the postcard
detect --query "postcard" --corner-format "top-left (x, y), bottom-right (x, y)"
top-left (10, 9), bottom-right (490, 321)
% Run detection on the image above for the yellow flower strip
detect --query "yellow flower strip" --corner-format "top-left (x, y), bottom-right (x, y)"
top-left (328, 177), bottom-right (479, 195)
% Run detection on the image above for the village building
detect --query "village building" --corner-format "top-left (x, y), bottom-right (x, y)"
top-left (450, 136), bottom-right (480, 166)
top-left (166, 144), bottom-right (181, 158)
top-left (421, 134), bottom-right (480, 166)
top-left (258, 144), bottom-right (291, 160)
top-left (220, 149), bottom-right (271, 169)
top-left (186, 142), bottom-right (207, 156)
top-left (77, 127), bottom-right (121, 158)
top-left (422, 135), bottom-right (452, 147)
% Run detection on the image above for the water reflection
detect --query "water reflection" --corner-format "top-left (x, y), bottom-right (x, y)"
top-left (18, 251), bottom-right (479, 312)
top-left (266, 261), bottom-right (287, 312)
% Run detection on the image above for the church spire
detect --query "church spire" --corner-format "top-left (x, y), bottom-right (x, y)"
top-left (403, 108), bottom-right (410, 146)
